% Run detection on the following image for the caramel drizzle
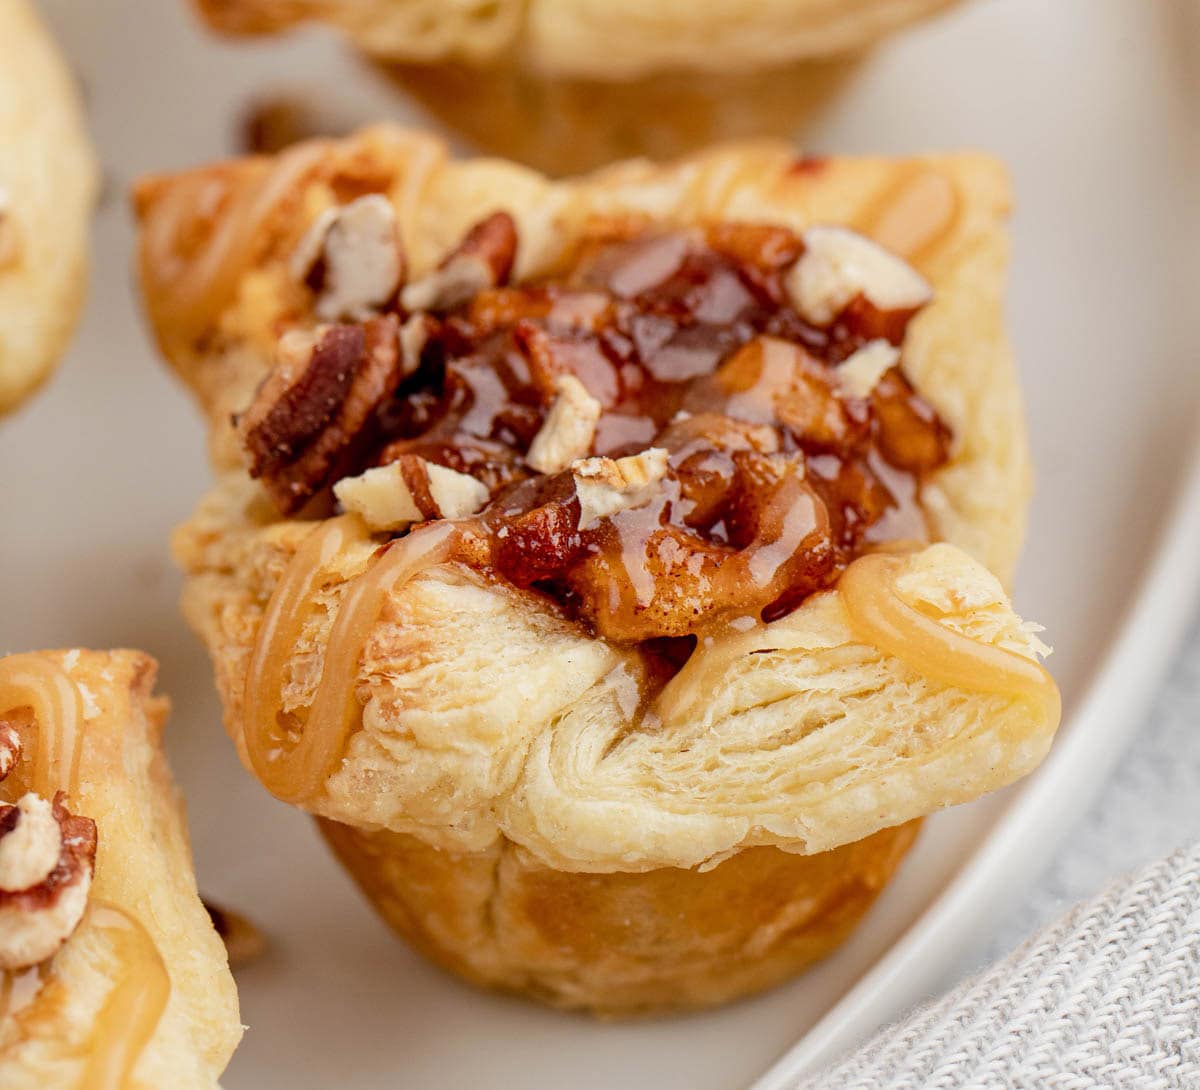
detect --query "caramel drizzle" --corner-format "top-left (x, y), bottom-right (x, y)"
top-left (856, 167), bottom-right (959, 264)
top-left (0, 654), bottom-right (83, 799)
top-left (0, 658), bottom-right (171, 1087)
top-left (73, 902), bottom-right (171, 1090)
top-left (141, 139), bottom-right (332, 344)
top-left (838, 554), bottom-right (1060, 718)
top-left (655, 552), bottom-right (1059, 729)
top-left (245, 516), bottom-right (460, 805)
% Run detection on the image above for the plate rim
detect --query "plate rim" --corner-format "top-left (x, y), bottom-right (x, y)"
top-left (752, 425), bottom-right (1200, 1089)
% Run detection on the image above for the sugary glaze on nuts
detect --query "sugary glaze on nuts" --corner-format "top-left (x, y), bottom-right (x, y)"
top-left (242, 216), bottom-right (951, 649)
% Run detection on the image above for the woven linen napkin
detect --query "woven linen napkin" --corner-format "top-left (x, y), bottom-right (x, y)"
top-left (793, 841), bottom-right (1200, 1089)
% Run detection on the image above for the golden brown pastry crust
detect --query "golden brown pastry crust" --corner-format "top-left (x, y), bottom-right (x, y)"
top-left (0, 0), bottom-right (96, 415)
top-left (0, 650), bottom-right (240, 1088)
top-left (320, 819), bottom-right (920, 1013)
top-left (134, 129), bottom-right (1055, 1009)
top-left (193, 0), bottom-right (961, 76)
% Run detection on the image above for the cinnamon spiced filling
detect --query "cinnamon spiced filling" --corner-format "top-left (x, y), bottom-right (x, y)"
top-left (246, 217), bottom-right (952, 647)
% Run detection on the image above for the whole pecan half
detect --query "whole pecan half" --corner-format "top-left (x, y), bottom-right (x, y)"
top-left (239, 315), bottom-right (404, 514)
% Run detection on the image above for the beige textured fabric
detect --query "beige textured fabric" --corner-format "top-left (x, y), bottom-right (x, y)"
top-left (791, 841), bottom-right (1200, 1089)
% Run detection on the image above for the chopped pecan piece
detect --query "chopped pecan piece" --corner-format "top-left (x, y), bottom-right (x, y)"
top-left (526, 375), bottom-right (602, 474)
top-left (786, 225), bottom-right (931, 329)
top-left (0, 792), bottom-right (97, 971)
top-left (239, 316), bottom-right (404, 514)
top-left (333, 455), bottom-right (489, 531)
top-left (241, 94), bottom-right (320, 155)
top-left (572, 448), bottom-right (669, 528)
top-left (835, 339), bottom-right (901, 399)
top-left (401, 211), bottom-right (518, 314)
top-left (204, 899), bottom-right (266, 968)
top-left (290, 194), bottom-right (405, 322)
top-left (398, 312), bottom-right (437, 379)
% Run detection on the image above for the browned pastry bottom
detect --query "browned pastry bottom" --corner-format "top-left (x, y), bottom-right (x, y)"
top-left (319, 818), bottom-right (919, 1013)
top-left (382, 58), bottom-right (860, 177)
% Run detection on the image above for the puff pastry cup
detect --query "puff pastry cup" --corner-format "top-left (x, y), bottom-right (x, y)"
top-left (0, 0), bottom-right (97, 415)
top-left (0, 649), bottom-right (240, 1087)
top-left (193, 0), bottom-right (961, 76)
top-left (134, 127), bottom-right (1059, 1012)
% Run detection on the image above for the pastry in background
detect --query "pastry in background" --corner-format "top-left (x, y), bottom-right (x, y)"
top-left (383, 59), bottom-right (859, 177)
top-left (0, 0), bottom-right (97, 415)
top-left (134, 127), bottom-right (1058, 1013)
top-left (193, 0), bottom-right (962, 174)
top-left (234, 61), bottom-right (858, 177)
top-left (192, 0), bottom-right (960, 75)
top-left (0, 649), bottom-right (240, 1087)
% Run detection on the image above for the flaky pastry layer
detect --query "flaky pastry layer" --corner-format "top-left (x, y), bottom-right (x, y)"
top-left (178, 487), bottom-right (1055, 872)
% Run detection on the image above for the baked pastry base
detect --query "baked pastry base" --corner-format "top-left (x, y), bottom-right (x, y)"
top-left (320, 819), bottom-right (920, 1014)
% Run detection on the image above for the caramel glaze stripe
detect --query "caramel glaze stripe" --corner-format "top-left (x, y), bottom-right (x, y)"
top-left (245, 516), bottom-right (460, 806)
top-left (0, 904), bottom-right (170, 1089)
top-left (855, 166), bottom-right (960, 264)
top-left (839, 553), bottom-right (1060, 720)
top-left (74, 901), bottom-right (171, 1090)
top-left (656, 550), bottom-right (1058, 732)
top-left (0, 655), bottom-right (84, 799)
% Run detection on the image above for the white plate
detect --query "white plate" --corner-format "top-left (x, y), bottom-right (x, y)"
top-left (2, 1), bottom-right (1198, 1088)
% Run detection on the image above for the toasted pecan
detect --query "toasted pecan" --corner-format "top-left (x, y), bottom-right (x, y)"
top-left (401, 211), bottom-right (517, 313)
top-left (0, 789), bottom-right (97, 970)
top-left (239, 316), bottom-right (404, 513)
